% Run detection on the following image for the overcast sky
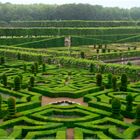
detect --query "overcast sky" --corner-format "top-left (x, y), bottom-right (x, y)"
top-left (0, 0), bottom-right (140, 9)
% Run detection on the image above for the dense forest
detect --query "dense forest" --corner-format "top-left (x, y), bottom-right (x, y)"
top-left (0, 2), bottom-right (140, 21)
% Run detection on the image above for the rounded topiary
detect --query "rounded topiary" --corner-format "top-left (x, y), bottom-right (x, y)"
top-left (126, 93), bottom-right (133, 112)
top-left (42, 63), bottom-right (46, 72)
top-left (111, 98), bottom-right (123, 120)
top-left (96, 73), bottom-right (102, 86)
top-left (80, 52), bottom-right (85, 59)
top-left (8, 97), bottom-right (16, 117)
top-left (112, 75), bottom-right (117, 91)
top-left (2, 74), bottom-right (7, 87)
top-left (120, 74), bottom-right (127, 91)
top-left (14, 76), bottom-right (21, 91)
top-left (96, 49), bottom-right (99, 54)
top-left (30, 76), bottom-right (35, 87)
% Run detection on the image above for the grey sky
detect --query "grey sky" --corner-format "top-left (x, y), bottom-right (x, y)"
top-left (0, 0), bottom-right (140, 9)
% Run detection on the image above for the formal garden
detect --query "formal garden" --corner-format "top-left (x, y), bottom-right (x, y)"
top-left (0, 20), bottom-right (139, 139)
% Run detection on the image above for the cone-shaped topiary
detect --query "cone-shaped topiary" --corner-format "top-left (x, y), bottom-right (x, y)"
top-left (8, 97), bottom-right (16, 117)
top-left (17, 53), bottom-right (21, 60)
top-left (107, 73), bottom-right (112, 88)
top-left (120, 74), bottom-right (127, 91)
top-left (30, 76), bottom-right (35, 87)
top-left (126, 93), bottom-right (133, 112)
top-left (23, 64), bottom-right (27, 72)
top-left (112, 75), bottom-right (117, 91)
top-left (14, 76), bottom-right (21, 91)
top-left (34, 62), bottom-right (39, 73)
top-left (0, 95), bottom-right (2, 112)
top-left (42, 63), bottom-right (46, 72)
top-left (96, 73), bottom-right (102, 86)
top-left (0, 57), bottom-right (5, 65)
top-left (38, 55), bottom-right (43, 65)
top-left (80, 52), bottom-right (85, 59)
top-left (89, 63), bottom-right (94, 73)
top-left (2, 74), bottom-right (7, 87)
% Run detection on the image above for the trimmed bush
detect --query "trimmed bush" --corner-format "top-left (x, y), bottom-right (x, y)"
top-left (112, 76), bottom-right (117, 91)
top-left (1, 74), bottom-right (7, 87)
top-left (126, 93), bottom-right (133, 112)
top-left (96, 73), bottom-right (102, 86)
top-left (0, 57), bottom-right (5, 65)
top-left (134, 104), bottom-right (140, 125)
top-left (0, 95), bottom-right (2, 112)
top-left (111, 98), bottom-right (123, 120)
top-left (23, 64), bottom-right (27, 72)
top-left (89, 63), bottom-right (94, 73)
top-left (14, 76), bottom-right (21, 91)
top-left (30, 76), bottom-right (35, 87)
top-left (120, 74), bottom-right (127, 91)
top-left (42, 63), bottom-right (46, 72)
top-left (7, 97), bottom-right (16, 118)
top-left (107, 73), bottom-right (112, 88)
top-left (80, 52), bottom-right (85, 59)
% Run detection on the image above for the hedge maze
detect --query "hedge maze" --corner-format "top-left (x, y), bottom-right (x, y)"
top-left (0, 20), bottom-right (140, 139)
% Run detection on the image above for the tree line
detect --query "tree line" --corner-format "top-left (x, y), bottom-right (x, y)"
top-left (0, 2), bottom-right (140, 22)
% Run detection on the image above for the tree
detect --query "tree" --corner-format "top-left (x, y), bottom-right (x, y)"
top-left (120, 74), bottom-right (127, 91)
top-left (7, 97), bottom-right (16, 118)
top-left (111, 98), bottom-right (123, 120)
top-left (112, 75), bottom-right (117, 91)
top-left (34, 62), bottom-right (39, 73)
top-left (126, 93), bottom-right (133, 112)
top-left (2, 74), bottom-right (7, 87)
top-left (14, 76), bottom-right (21, 91)
top-left (96, 73), bottom-right (102, 86)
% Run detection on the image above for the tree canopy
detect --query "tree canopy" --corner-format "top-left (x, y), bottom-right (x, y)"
top-left (0, 3), bottom-right (140, 22)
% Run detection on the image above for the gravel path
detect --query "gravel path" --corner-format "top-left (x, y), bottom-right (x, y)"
top-left (42, 96), bottom-right (88, 106)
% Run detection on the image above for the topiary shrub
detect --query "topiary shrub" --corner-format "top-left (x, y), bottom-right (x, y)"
top-left (111, 98), bottom-right (123, 120)
top-left (96, 73), bottom-right (102, 86)
top-left (38, 55), bottom-right (43, 65)
top-left (23, 64), bottom-right (27, 72)
top-left (112, 75), bottom-right (117, 91)
top-left (31, 64), bottom-right (35, 74)
top-left (7, 97), bottom-right (16, 118)
top-left (17, 52), bottom-right (21, 60)
top-left (30, 76), bottom-right (35, 87)
top-left (89, 63), bottom-right (94, 73)
top-left (126, 93), bottom-right (133, 112)
top-left (34, 62), bottom-right (39, 73)
top-left (107, 73), bottom-right (112, 88)
top-left (42, 63), bottom-right (46, 72)
top-left (96, 49), bottom-right (99, 54)
top-left (80, 52), bottom-right (85, 59)
top-left (0, 95), bottom-right (2, 112)
top-left (120, 74), bottom-right (127, 91)
top-left (0, 57), bottom-right (5, 65)
top-left (133, 104), bottom-right (140, 125)
top-left (14, 76), bottom-right (21, 91)
top-left (1, 74), bottom-right (7, 87)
